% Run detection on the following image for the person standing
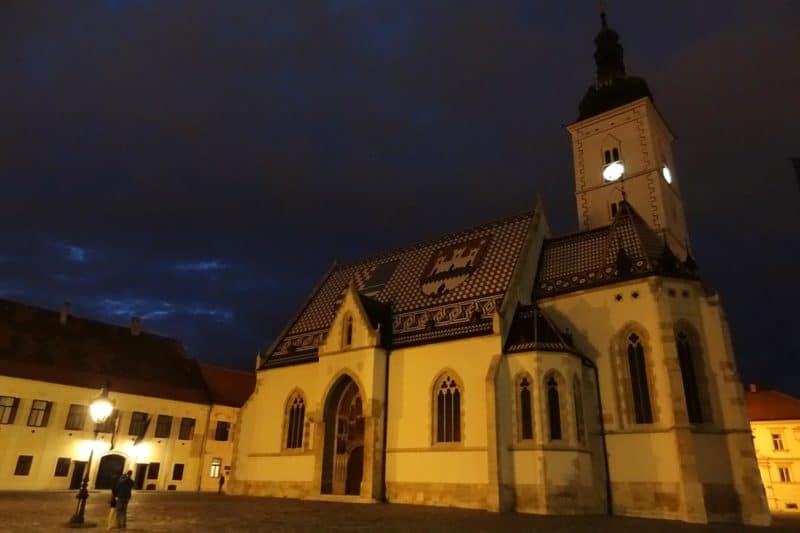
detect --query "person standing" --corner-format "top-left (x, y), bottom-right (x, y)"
top-left (114, 470), bottom-right (135, 529)
top-left (218, 473), bottom-right (225, 494)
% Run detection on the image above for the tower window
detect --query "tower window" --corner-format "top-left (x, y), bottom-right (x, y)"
top-left (612, 147), bottom-right (619, 161)
top-left (611, 202), bottom-right (618, 217)
top-left (604, 150), bottom-right (612, 164)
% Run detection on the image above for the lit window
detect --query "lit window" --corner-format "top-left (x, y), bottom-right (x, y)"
top-left (209, 458), bottom-right (222, 478)
top-left (773, 433), bottom-right (785, 451)
top-left (779, 467), bottom-right (792, 483)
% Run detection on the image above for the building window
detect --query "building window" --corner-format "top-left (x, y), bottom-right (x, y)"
top-left (54, 457), bottom-right (71, 477)
top-left (574, 378), bottom-right (585, 444)
top-left (285, 393), bottom-right (305, 449)
top-left (214, 421), bottom-right (230, 441)
top-left (154, 415), bottom-right (172, 438)
top-left (779, 467), bottom-right (792, 483)
top-left (627, 333), bottom-right (653, 424)
top-left (546, 375), bottom-right (562, 441)
top-left (172, 463), bottom-right (184, 481)
top-left (209, 458), bottom-right (222, 478)
top-left (518, 376), bottom-right (533, 441)
top-left (95, 410), bottom-right (118, 433)
top-left (128, 411), bottom-right (149, 436)
top-left (0, 396), bottom-right (19, 424)
top-left (147, 462), bottom-right (160, 479)
top-left (14, 455), bottom-right (33, 476)
top-left (178, 418), bottom-right (195, 440)
top-left (27, 400), bottom-right (52, 427)
top-left (773, 433), bottom-right (785, 451)
top-left (64, 404), bottom-right (86, 430)
top-left (343, 315), bottom-right (353, 347)
top-left (434, 373), bottom-right (462, 443)
top-left (676, 331), bottom-right (703, 424)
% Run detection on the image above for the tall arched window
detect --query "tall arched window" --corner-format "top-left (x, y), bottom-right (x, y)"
top-left (627, 333), bottom-right (653, 424)
top-left (676, 331), bottom-right (703, 424)
top-left (434, 373), bottom-right (461, 443)
top-left (343, 315), bottom-right (353, 347)
top-left (573, 377), bottom-right (585, 444)
top-left (285, 393), bottom-right (305, 449)
top-left (518, 376), bottom-right (533, 441)
top-left (546, 375), bottom-right (562, 441)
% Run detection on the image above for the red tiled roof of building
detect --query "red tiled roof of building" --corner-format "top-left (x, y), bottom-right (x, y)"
top-left (199, 364), bottom-right (255, 407)
top-left (0, 299), bottom-right (211, 403)
top-left (745, 386), bottom-right (800, 421)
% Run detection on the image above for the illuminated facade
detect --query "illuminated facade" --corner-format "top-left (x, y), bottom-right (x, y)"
top-left (746, 385), bottom-right (800, 512)
top-left (0, 300), bottom-right (253, 492)
top-left (231, 14), bottom-right (769, 525)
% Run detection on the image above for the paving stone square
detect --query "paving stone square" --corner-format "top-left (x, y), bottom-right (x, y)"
top-left (0, 491), bottom-right (798, 532)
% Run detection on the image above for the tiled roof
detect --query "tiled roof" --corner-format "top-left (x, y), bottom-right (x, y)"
top-left (504, 305), bottom-right (574, 354)
top-left (535, 201), bottom-right (696, 297)
top-left (0, 299), bottom-right (207, 404)
top-left (745, 387), bottom-right (800, 421)
top-left (199, 364), bottom-right (255, 407)
top-left (263, 212), bottom-right (535, 367)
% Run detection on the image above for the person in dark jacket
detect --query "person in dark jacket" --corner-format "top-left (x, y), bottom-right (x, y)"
top-left (114, 470), bottom-right (135, 529)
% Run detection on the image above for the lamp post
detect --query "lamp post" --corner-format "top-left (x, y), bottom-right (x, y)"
top-left (68, 385), bottom-right (114, 527)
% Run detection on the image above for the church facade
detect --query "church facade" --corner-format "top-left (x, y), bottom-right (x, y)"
top-left (231, 16), bottom-right (770, 525)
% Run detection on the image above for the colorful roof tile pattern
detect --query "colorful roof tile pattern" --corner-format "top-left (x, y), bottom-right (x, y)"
top-left (263, 212), bottom-right (535, 367)
top-left (535, 201), bottom-right (696, 297)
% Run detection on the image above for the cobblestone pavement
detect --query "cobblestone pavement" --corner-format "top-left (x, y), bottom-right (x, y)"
top-left (0, 491), bottom-right (798, 532)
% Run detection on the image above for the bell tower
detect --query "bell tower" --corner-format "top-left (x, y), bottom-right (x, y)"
top-left (567, 12), bottom-right (690, 259)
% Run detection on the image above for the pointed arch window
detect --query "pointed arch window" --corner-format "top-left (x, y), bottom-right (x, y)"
top-left (285, 393), bottom-right (305, 449)
top-left (676, 331), bottom-right (703, 424)
top-left (518, 376), bottom-right (533, 441)
top-left (343, 315), bottom-right (353, 347)
top-left (546, 375), bottom-right (562, 441)
top-left (573, 378), bottom-right (585, 444)
top-left (627, 333), bottom-right (653, 424)
top-left (434, 374), bottom-right (461, 443)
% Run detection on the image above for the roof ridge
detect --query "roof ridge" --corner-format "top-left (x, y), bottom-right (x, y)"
top-left (545, 225), bottom-right (610, 243)
top-left (332, 210), bottom-right (535, 271)
top-left (0, 298), bottom-right (183, 346)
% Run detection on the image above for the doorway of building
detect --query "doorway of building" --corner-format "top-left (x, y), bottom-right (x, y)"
top-left (134, 463), bottom-right (148, 490)
top-left (95, 454), bottom-right (125, 489)
top-left (321, 375), bottom-right (364, 496)
top-left (69, 461), bottom-right (87, 490)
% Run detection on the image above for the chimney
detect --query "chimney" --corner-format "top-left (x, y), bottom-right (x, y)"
top-left (749, 384), bottom-right (757, 393)
top-left (59, 302), bottom-right (70, 325)
top-left (130, 316), bottom-right (142, 336)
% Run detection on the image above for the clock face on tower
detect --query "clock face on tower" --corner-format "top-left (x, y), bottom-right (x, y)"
top-left (602, 161), bottom-right (624, 182)
top-left (662, 165), bottom-right (673, 184)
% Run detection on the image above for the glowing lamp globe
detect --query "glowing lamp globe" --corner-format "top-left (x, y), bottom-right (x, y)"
top-left (662, 165), bottom-right (673, 184)
top-left (89, 390), bottom-right (113, 424)
top-left (602, 161), bottom-right (624, 182)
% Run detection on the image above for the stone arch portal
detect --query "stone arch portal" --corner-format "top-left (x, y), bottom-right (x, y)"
top-left (321, 374), bottom-right (364, 496)
top-left (95, 453), bottom-right (126, 489)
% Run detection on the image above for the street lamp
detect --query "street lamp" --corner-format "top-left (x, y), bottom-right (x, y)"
top-left (68, 385), bottom-right (114, 527)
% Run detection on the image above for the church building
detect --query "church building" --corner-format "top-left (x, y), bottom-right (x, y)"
top-left (231, 15), bottom-right (770, 525)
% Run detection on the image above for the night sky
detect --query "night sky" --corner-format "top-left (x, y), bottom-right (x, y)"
top-left (1, 2), bottom-right (798, 394)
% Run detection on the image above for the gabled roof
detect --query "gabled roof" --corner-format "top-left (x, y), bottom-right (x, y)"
top-left (263, 212), bottom-right (535, 368)
top-left (745, 387), bottom-right (800, 422)
top-left (504, 305), bottom-right (574, 354)
top-left (199, 364), bottom-right (256, 407)
top-left (535, 201), bottom-right (696, 297)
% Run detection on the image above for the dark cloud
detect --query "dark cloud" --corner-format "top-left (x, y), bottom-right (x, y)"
top-left (0, 1), bottom-right (797, 392)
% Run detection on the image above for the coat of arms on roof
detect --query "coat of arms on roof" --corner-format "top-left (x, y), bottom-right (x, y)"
top-left (420, 236), bottom-right (491, 297)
